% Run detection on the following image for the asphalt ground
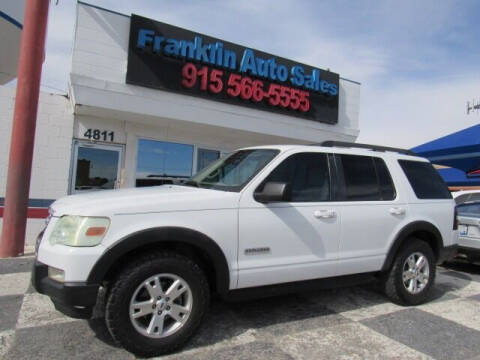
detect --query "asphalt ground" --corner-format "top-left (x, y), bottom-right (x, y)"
top-left (1, 249), bottom-right (480, 360)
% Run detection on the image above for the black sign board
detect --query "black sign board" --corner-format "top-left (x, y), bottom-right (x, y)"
top-left (127, 14), bottom-right (339, 124)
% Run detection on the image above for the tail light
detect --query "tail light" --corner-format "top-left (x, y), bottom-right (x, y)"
top-left (453, 206), bottom-right (458, 230)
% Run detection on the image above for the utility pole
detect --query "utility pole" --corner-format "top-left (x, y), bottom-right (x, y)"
top-left (0, 0), bottom-right (50, 257)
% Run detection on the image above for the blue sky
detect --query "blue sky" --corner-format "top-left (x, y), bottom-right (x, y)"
top-left (36, 0), bottom-right (480, 148)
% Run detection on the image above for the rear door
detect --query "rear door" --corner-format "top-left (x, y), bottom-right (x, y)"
top-left (333, 154), bottom-right (406, 275)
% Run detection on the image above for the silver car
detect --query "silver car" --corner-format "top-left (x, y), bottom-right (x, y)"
top-left (456, 201), bottom-right (480, 263)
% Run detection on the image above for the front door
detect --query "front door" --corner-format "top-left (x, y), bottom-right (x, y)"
top-left (237, 152), bottom-right (340, 288)
top-left (71, 141), bottom-right (123, 193)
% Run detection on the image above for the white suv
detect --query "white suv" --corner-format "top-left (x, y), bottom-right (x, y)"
top-left (33, 141), bottom-right (458, 356)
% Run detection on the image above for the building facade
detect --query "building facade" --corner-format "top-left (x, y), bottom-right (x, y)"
top-left (0, 2), bottom-right (361, 244)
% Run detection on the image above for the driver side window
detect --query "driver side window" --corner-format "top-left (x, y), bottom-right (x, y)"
top-left (260, 152), bottom-right (331, 202)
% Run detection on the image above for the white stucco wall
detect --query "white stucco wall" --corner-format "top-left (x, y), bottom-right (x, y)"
top-left (70, 3), bottom-right (360, 146)
top-left (0, 85), bottom-right (73, 244)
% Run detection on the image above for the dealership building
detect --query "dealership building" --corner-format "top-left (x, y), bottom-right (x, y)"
top-left (0, 2), bottom-right (361, 244)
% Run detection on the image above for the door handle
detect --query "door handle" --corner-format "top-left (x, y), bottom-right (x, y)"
top-left (314, 210), bottom-right (336, 219)
top-left (389, 207), bottom-right (405, 215)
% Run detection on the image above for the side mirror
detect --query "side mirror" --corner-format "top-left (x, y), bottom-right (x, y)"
top-left (254, 182), bottom-right (290, 203)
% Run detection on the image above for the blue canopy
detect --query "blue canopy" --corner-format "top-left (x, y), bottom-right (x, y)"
top-left (411, 124), bottom-right (480, 187)
top-left (437, 167), bottom-right (480, 187)
top-left (412, 124), bottom-right (480, 172)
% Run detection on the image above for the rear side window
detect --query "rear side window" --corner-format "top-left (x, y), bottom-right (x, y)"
top-left (398, 160), bottom-right (451, 199)
top-left (335, 154), bottom-right (396, 201)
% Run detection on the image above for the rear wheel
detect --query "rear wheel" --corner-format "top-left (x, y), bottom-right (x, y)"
top-left (382, 239), bottom-right (436, 305)
top-left (105, 252), bottom-right (210, 357)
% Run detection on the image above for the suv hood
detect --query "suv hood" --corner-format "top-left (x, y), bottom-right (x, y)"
top-left (50, 185), bottom-right (240, 217)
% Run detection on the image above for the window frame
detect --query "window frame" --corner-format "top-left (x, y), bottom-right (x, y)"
top-left (331, 153), bottom-right (397, 202)
top-left (254, 151), bottom-right (334, 203)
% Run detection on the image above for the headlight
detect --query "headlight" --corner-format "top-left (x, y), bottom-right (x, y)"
top-left (48, 216), bottom-right (110, 247)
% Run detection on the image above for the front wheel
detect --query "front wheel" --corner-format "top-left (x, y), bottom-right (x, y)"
top-left (382, 239), bottom-right (436, 305)
top-left (105, 252), bottom-right (210, 357)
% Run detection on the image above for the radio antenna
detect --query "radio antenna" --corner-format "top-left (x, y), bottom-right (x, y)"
top-left (467, 99), bottom-right (480, 115)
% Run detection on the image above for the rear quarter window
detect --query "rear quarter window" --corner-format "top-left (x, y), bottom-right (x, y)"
top-left (398, 160), bottom-right (452, 199)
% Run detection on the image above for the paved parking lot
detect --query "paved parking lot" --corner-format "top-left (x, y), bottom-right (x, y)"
top-left (1, 250), bottom-right (480, 360)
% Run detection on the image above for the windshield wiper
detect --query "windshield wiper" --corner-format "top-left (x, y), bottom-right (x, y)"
top-left (183, 180), bottom-right (199, 187)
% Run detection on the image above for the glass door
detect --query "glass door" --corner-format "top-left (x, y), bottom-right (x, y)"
top-left (71, 141), bottom-right (123, 193)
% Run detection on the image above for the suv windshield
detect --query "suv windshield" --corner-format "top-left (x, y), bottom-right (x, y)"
top-left (184, 149), bottom-right (279, 192)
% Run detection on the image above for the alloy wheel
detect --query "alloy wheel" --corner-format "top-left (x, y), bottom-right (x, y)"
top-left (129, 273), bottom-right (193, 338)
top-left (402, 252), bottom-right (430, 294)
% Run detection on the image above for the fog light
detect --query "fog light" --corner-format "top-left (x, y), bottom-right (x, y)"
top-left (48, 266), bottom-right (65, 283)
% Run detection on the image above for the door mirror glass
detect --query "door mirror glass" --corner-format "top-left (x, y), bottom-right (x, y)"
top-left (254, 182), bottom-right (291, 203)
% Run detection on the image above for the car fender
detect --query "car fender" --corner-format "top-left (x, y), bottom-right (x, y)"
top-left (86, 226), bottom-right (230, 296)
top-left (381, 221), bottom-right (443, 271)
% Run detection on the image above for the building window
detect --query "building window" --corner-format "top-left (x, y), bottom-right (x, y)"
top-left (197, 148), bottom-right (220, 172)
top-left (136, 139), bottom-right (193, 187)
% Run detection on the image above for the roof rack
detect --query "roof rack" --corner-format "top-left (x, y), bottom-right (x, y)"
top-left (318, 141), bottom-right (416, 156)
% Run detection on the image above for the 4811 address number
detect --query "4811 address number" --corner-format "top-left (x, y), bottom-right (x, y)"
top-left (181, 63), bottom-right (310, 112)
top-left (83, 129), bottom-right (114, 142)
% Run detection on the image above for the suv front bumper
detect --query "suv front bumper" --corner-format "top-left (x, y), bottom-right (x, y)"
top-left (32, 260), bottom-right (99, 319)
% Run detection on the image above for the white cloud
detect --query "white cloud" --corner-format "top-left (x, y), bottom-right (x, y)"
top-left (298, 39), bottom-right (389, 84)
top-left (358, 74), bottom-right (480, 148)
top-left (34, 0), bottom-right (480, 150)
top-left (39, 0), bottom-right (76, 93)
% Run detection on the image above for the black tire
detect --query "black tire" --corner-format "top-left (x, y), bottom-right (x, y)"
top-left (105, 251), bottom-right (210, 357)
top-left (381, 239), bottom-right (436, 305)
